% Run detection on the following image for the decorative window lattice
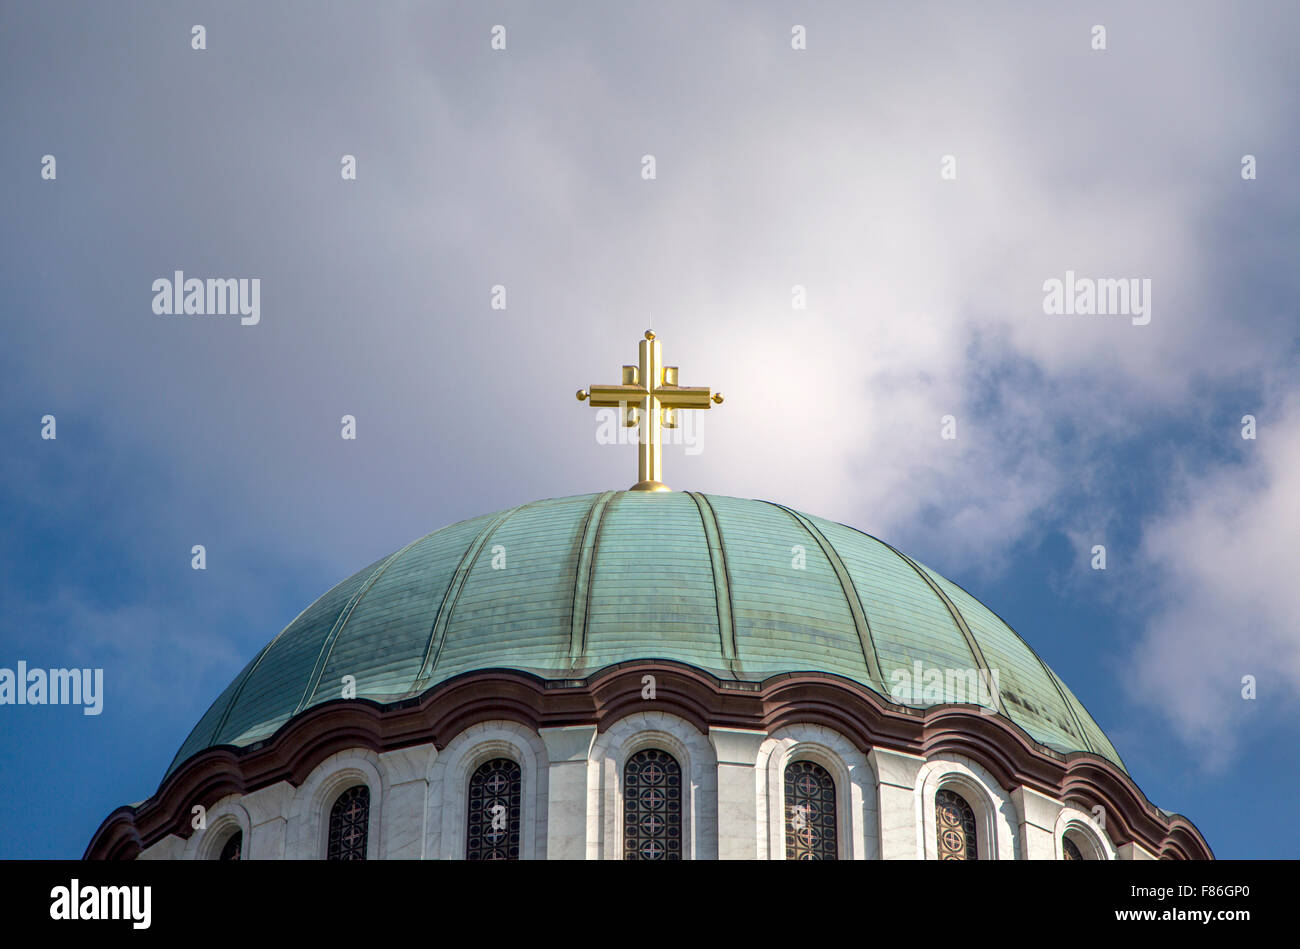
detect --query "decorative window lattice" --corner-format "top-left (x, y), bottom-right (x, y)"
top-left (784, 760), bottom-right (838, 860)
top-left (1062, 836), bottom-right (1084, 861)
top-left (623, 748), bottom-right (682, 860)
top-left (466, 758), bottom-right (522, 860)
top-left (935, 788), bottom-right (978, 860)
top-left (327, 785), bottom-right (370, 860)
top-left (218, 830), bottom-right (242, 861)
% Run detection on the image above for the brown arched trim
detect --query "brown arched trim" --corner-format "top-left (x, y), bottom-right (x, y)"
top-left (84, 661), bottom-right (1213, 860)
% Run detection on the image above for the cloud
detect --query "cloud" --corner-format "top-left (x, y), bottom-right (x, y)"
top-left (1126, 388), bottom-right (1300, 767)
top-left (3, 586), bottom-right (244, 712)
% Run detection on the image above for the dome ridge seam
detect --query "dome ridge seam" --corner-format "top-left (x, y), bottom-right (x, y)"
top-left (200, 552), bottom-right (394, 753)
top-left (409, 501), bottom-right (534, 692)
top-left (293, 536), bottom-right (425, 716)
top-left (760, 500), bottom-right (886, 691)
top-left (687, 492), bottom-right (740, 674)
top-left (167, 644), bottom-right (270, 778)
top-left (569, 490), bottom-right (617, 666)
top-left (870, 536), bottom-right (1011, 719)
top-left (921, 564), bottom-right (1102, 762)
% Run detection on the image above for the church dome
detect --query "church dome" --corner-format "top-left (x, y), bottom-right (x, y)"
top-left (169, 490), bottom-right (1124, 776)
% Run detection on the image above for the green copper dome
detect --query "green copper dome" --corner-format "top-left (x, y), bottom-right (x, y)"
top-left (169, 491), bottom-right (1124, 774)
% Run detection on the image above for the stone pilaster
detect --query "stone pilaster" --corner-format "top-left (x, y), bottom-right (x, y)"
top-left (379, 745), bottom-right (435, 859)
top-left (243, 782), bottom-right (294, 860)
top-left (708, 727), bottom-right (767, 860)
top-left (539, 725), bottom-right (597, 859)
top-left (868, 747), bottom-right (926, 859)
top-left (1011, 786), bottom-right (1063, 860)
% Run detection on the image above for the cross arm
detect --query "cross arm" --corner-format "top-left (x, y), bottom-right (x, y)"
top-left (653, 385), bottom-right (722, 409)
top-left (578, 383), bottom-right (648, 407)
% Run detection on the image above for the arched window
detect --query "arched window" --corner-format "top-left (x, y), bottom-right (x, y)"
top-left (935, 788), bottom-right (978, 860)
top-left (1062, 836), bottom-right (1084, 861)
top-left (218, 830), bottom-right (242, 861)
top-left (623, 748), bottom-right (682, 860)
top-left (784, 760), bottom-right (837, 860)
top-left (466, 758), bottom-right (522, 860)
top-left (327, 785), bottom-right (370, 860)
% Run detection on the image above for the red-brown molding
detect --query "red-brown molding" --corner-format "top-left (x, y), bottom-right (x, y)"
top-left (84, 661), bottom-right (1213, 860)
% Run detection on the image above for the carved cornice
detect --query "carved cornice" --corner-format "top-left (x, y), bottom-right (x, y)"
top-left (84, 661), bottom-right (1213, 860)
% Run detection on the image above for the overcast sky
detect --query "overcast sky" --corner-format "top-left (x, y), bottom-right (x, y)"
top-left (1, 1), bottom-right (1297, 857)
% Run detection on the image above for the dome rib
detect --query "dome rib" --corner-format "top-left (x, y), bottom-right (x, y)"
top-left (686, 492), bottom-right (741, 674)
top-left (1047, 665), bottom-right (1121, 767)
top-left (568, 490), bottom-right (616, 666)
top-left (202, 554), bottom-right (392, 749)
top-left (166, 647), bottom-right (265, 774)
top-left (871, 534), bottom-right (1011, 718)
top-left (294, 538), bottom-right (422, 716)
top-left (409, 502), bottom-right (531, 693)
top-left (200, 647), bottom-right (268, 756)
top-left (763, 500), bottom-right (887, 692)
top-left (938, 573), bottom-right (1099, 758)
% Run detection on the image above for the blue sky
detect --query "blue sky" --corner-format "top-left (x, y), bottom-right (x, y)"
top-left (2, 1), bottom-right (1298, 858)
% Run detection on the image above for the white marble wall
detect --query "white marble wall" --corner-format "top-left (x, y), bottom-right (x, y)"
top-left (138, 722), bottom-right (1128, 860)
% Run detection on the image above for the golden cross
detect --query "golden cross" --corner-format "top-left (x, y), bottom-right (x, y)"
top-left (577, 330), bottom-right (723, 492)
